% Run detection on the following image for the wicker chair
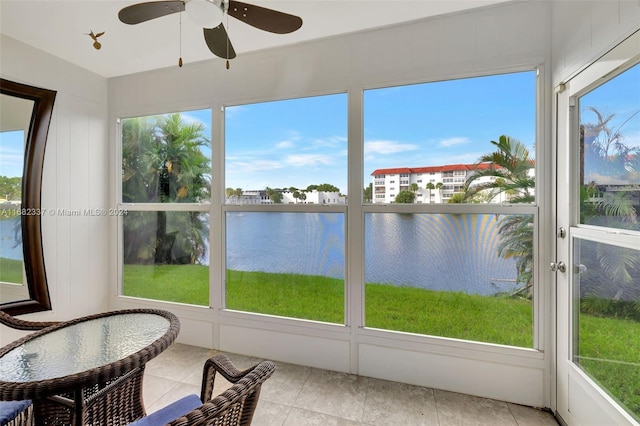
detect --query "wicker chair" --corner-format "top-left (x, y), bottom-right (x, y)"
top-left (130, 354), bottom-right (276, 426)
top-left (0, 310), bottom-right (57, 426)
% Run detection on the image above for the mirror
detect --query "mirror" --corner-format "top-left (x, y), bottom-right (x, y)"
top-left (0, 78), bottom-right (56, 315)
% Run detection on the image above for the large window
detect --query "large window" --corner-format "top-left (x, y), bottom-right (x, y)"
top-left (363, 71), bottom-right (538, 347)
top-left (224, 94), bottom-right (347, 323)
top-left (119, 110), bottom-right (211, 305)
top-left (117, 72), bottom-right (540, 349)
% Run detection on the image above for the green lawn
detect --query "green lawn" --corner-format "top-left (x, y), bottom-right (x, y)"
top-left (123, 264), bottom-right (210, 305)
top-left (578, 314), bottom-right (640, 420)
top-left (366, 283), bottom-right (532, 347)
top-left (123, 265), bottom-right (532, 346)
top-left (0, 257), bottom-right (23, 284)
top-left (122, 264), bottom-right (639, 419)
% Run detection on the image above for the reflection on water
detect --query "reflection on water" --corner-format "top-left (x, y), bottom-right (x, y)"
top-left (0, 216), bottom-right (22, 261)
top-left (226, 212), bottom-right (523, 296)
top-left (226, 212), bottom-right (345, 279)
top-left (366, 213), bottom-right (520, 295)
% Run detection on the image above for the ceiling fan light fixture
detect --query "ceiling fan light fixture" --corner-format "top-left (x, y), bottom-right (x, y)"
top-left (185, 0), bottom-right (224, 28)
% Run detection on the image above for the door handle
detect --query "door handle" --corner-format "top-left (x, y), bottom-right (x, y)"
top-left (550, 261), bottom-right (566, 273)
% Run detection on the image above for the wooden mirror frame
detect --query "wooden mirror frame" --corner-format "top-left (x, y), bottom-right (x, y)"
top-left (1, 78), bottom-right (56, 315)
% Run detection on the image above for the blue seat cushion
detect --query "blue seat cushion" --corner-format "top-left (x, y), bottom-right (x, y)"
top-left (129, 394), bottom-right (202, 425)
top-left (0, 400), bottom-right (32, 426)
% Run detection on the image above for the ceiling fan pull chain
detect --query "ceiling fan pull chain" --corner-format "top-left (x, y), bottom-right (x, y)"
top-left (225, 12), bottom-right (230, 69)
top-left (178, 11), bottom-right (183, 67)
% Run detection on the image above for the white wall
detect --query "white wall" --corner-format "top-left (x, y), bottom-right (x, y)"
top-left (551, 0), bottom-right (640, 84)
top-left (0, 35), bottom-right (110, 344)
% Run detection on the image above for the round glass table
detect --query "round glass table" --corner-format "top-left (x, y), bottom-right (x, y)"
top-left (0, 309), bottom-right (180, 425)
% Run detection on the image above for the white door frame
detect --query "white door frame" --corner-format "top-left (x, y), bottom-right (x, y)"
top-left (555, 30), bottom-right (640, 426)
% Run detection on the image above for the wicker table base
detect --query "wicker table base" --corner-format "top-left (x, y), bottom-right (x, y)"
top-left (33, 367), bottom-right (146, 426)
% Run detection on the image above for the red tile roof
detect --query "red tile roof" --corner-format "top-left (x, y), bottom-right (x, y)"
top-left (371, 162), bottom-right (497, 176)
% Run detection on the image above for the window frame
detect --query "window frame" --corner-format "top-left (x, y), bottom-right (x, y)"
top-left (113, 66), bottom-right (546, 352)
top-left (116, 109), bottom-right (213, 304)
top-left (360, 67), bottom-right (543, 349)
top-left (219, 92), bottom-right (349, 324)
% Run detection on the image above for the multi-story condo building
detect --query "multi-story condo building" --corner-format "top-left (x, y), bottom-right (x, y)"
top-left (226, 189), bottom-right (346, 205)
top-left (370, 163), bottom-right (528, 204)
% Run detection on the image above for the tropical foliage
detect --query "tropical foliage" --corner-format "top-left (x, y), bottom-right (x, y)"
top-left (122, 113), bottom-right (210, 265)
top-left (265, 187), bottom-right (283, 203)
top-left (582, 106), bottom-right (640, 186)
top-left (579, 107), bottom-right (640, 318)
top-left (463, 135), bottom-right (534, 204)
top-left (0, 176), bottom-right (21, 201)
top-left (464, 135), bottom-right (535, 297)
top-left (395, 190), bottom-right (416, 203)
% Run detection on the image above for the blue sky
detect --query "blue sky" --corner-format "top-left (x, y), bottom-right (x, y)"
top-left (0, 130), bottom-right (24, 178)
top-left (221, 71), bottom-right (537, 194)
top-left (363, 72), bottom-right (536, 175)
top-left (580, 62), bottom-right (640, 185)
top-left (7, 66), bottom-right (637, 193)
top-left (580, 62), bottom-right (640, 146)
top-left (225, 94), bottom-right (348, 192)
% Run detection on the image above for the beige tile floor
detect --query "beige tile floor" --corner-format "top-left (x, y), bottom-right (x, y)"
top-left (143, 343), bottom-right (559, 425)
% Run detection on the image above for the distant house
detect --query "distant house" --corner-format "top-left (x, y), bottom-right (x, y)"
top-left (225, 189), bottom-right (346, 205)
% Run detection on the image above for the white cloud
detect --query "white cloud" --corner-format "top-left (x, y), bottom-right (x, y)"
top-left (621, 129), bottom-right (640, 148)
top-left (310, 135), bottom-right (348, 148)
top-left (224, 104), bottom-right (249, 120)
top-left (178, 111), bottom-right (210, 130)
top-left (228, 160), bottom-right (283, 172)
top-left (276, 140), bottom-right (294, 149)
top-left (438, 137), bottom-right (470, 147)
top-left (365, 140), bottom-right (419, 154)
top-left (285, 154), bottom-right (333, 167)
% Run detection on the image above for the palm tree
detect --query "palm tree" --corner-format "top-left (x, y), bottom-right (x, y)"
top-left (582, 106), bottom-right (640, 185)
top-left (464, 135), bottom-right (534, 204)
top-left (447, 193), bottom-right (466, 203)
top-left (435, 182), bottom-right (443, 203)
top-left (265, 187), bottom-right (282, 203)
top-left (363, 183), bottom-right (373, 203)
top-left (496, 214), bottom-right (534, 297)
top-left (579, 107), bottom-right (640, 317)
top-left (122, 113), bottom-right (211, 265)
top-left (464, 135), bottom-right (535, 296)
top-left (426, 182), bottom-right (435, 203)
top-left (225, 188), bottom-right (243, 203)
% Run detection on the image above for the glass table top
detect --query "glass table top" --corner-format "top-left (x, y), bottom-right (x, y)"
top-left (0, 312), bottom-right (170, 383)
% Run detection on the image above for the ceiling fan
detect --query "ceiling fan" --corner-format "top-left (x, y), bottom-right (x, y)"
top-left (118, 0), bottom-right (303, 61)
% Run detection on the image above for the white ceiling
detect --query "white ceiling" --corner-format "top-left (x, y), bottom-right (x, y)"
top-left (0, 0), bottom-right (511, 78)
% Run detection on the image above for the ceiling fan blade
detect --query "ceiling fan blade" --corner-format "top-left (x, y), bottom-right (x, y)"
top-left (119, 1), bottom-right (185, 25)
top-left (227, 0), bottom-right (302, 34)
top-left (203, 25), bottom-right (237, 59)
